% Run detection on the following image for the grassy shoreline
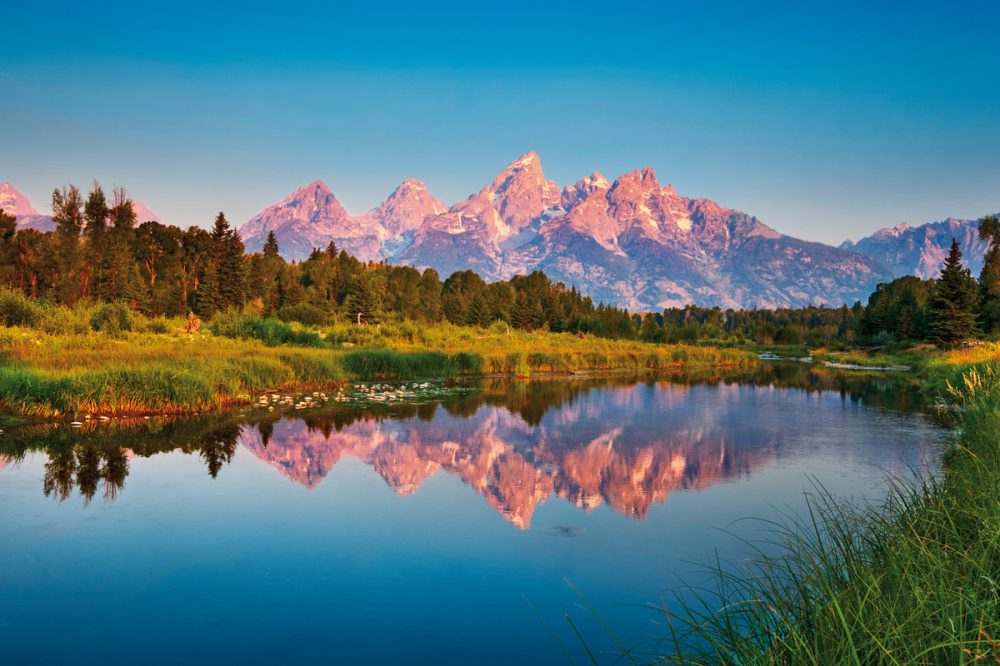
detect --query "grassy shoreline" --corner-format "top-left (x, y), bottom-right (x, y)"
top-left (0, 322), bottom-right (756, 418)
top-left (655, 345), bottom-right (1000, 664)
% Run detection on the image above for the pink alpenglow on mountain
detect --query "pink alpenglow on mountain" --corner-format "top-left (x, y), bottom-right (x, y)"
top-left (238, 152), bottom-right (986, 309)
top-left (240, 179), bottom-right (426, 262)
top-left (0, 182), bottom-right (54, 231)
top-left (0, 182), bottom-right (39, 217)
top-left (132, 200), bottom-right (161, 224)
top-left (356, 179), bottom-right (447, 237)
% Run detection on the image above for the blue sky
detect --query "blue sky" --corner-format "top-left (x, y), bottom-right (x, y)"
top-left (1, 0), bottom-right (997, 244)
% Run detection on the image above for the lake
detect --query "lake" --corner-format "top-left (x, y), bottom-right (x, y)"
top-left (0, 365), bottom-right (947, 664)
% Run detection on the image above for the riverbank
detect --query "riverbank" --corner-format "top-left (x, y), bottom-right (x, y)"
top-left (659, 345), bottom-right (1000, 664)
top-left (0, 319), bottom-right (756, 418)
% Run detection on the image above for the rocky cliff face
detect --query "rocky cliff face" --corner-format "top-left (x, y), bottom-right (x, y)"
top-left (238, 154), bottom-right (904, 308)
top-left (842, 217), bottom-right (987, 279)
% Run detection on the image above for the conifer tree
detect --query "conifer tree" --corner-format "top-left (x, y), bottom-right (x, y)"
top-left (199, 213), bottom-right (246, 316)
top-left (51, 185), bottom-right (84, 304)
top-left (416, 268), bottom-right (442, 321)
top-left (82, 183), bottom-right (109, 299)
top-left (344, 272), bottom-right (383, 324)
top-left (977, 214), bottom-right (1000, 332)
top-left (928, 239), bottom-right (979, 345)
top-left (262, 230), bottom-right (280, 259)
top-left (0, 210), bottom-right (17, 287)
top-left (103, 187), bottom-right (137, 301)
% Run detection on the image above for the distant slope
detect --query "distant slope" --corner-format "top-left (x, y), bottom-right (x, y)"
top-left (841, 217), bottom-right (988, 279)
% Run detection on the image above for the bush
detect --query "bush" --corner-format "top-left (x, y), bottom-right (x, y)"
top-left (210, 309), bottom-right (323, 347)
top-left (277, 303), bottom-right (327, 326)
top-left (90, 301), bottom-right (135, 336)
top-left (143, 316), bottom-right (172, 334)
top-left (0, 289), bottom-right (44, 327)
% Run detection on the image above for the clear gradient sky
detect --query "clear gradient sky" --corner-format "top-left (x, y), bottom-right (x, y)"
top-left (2, 0), bottom-right (997, 244)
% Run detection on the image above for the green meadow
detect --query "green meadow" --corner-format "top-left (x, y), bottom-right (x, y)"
top-left (0, 292), bottom-right (755, 417)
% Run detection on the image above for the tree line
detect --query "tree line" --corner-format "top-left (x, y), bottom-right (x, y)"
top-left (1, 182), bottom-right (995, 347)
top-left (635, 222), bottom-right (999, 347)
top-left (0, 183), bottom-right (634, 337)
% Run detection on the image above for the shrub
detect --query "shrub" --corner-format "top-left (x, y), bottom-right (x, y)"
top-left (210, 309), bottom-right (323, 347)
top-left (90, 302), bottom-right (135, 336)
top-left (277, 303), bottom-right (327, 326)
top-left (0, 289), bottom-right (44, 327)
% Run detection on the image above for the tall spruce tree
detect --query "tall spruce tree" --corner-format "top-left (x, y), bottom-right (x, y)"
top-left (82, 183), bottom-right (109, 300)
top-left (928, 238), bottom-right (979, 345)
top-left (344, 272), bottom-right (383, 324)
top-left (977, 214), bottom-right (1000, 332)
top-left (198, 213), bottom-right (246, 316)
top-left (103, 187), bottom-right (137, 301)
top-left (262, 230), bottom-right (280, 258)
top-left (51, 185), bottom-right (85, 304)
top-left (0, 210), bottom-right (17, 287)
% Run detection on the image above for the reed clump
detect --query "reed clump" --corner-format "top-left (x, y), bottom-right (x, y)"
top-left (653, 360), bottom-right (1000, 665)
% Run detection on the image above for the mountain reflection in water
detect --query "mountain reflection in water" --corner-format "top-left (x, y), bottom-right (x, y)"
top-left (0, 365), bottom-right (937, 527)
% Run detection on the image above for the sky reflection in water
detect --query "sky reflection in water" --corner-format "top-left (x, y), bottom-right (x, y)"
top-left (0, 369), bottom-right (946, 664)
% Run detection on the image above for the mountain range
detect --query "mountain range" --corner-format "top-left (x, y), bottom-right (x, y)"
top-left (3, 160), bottom-right (991, 310)
top-left (238, 153), bottom-right (990, 309)
top-left (0, 182), bottom-right (160, 232)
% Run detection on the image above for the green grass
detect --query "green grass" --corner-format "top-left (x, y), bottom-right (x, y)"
top-left (0, 303), bottom-right (758, 416)
top-left (645, 355), bottom-right (1000, 665)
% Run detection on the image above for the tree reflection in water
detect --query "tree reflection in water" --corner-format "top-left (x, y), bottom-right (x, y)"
top-left (1, 366), bottom-right (937, 517)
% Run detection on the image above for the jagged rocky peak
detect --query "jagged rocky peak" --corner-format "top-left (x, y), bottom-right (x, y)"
top-left (0, 182), bottom-right (39, 217)
top-left (366, 178), bottom-right (447, 236)
top-left (606, 166), bottom-right (689, 234)
top-left (561, 172), bottom-right (612, 209)
top-left (870, 222), bottom-right (914, 240)
top-left (283, 180), bottom-right (345, 215)
top-left (482, 151), bottom-right (561, 232)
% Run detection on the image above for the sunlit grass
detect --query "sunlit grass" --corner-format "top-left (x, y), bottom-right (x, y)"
top-left (0, 298), bottom-right (758, 416)
top-left (635, 357), bottom-right (1000, 664)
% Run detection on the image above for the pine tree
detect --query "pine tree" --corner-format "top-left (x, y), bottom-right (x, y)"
top-left (416, 268), bottom-right (442, 321)
top-left (198, 213), bottom-right (246, 316)
top-left (344, 272), bottom-right (382, 324)
top-left (0, 210), bottom-right (16, 287)
top-left (977, 214), bottom-right (1000, 332)
top-left (262, 230), bottom-right (280, 259)
top-left (82, 183), bottom-right (109, 300)
top-left (51, 185), bottom-right (85, 304)
top-left (639, 313), bottom-right (665, 342)
top-left (928, 239), bottom-right (979, 345)
top-left (102, 187), bottom-right (137, 301)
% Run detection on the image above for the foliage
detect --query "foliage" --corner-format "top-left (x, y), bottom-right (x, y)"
top-left (648, 353), bottom-right (1000, 664)
top-left (928, 239), bottom-right (980, 344)
top-left (208, 308), bottom-right (323, 347)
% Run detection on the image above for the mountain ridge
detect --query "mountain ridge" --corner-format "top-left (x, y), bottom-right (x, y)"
top-left (239, 154), bottom-right (908, 309)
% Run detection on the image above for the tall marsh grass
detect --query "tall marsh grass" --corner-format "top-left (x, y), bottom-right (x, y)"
top-left (647, 361), bottom-right (1000, 665)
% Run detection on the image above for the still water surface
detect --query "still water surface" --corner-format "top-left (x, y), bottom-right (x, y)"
top-left (0, 366), bottom-right (946, 664)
